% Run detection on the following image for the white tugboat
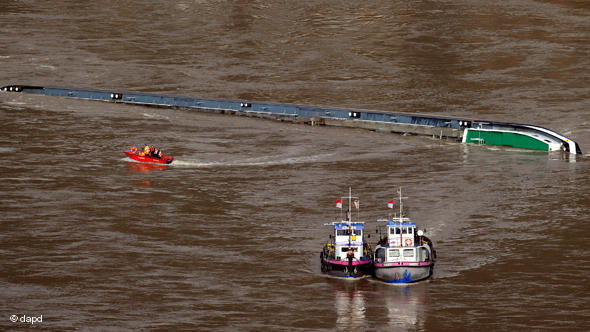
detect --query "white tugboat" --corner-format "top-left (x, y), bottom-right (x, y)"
top-left (373, 188), bottom-right (436, 283)
top-left (320, 188), bottom-right (373, 279)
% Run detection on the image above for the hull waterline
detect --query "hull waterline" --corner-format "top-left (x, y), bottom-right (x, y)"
top-left (373, 264), bottom-right (434, 284)
top-left (321, 256), bottom-right (372, 279)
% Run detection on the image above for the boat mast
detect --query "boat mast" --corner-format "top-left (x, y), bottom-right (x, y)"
top-left (347, 187), bottom-right (352, 246)
top-left (343, 187), bottom-right (359, 246)
top-left (398, 187), bottom-right (404, 219)
top-left (348, 187), bottom-right (352, 222)
top-left (398, 187), bottom-right (408, 246)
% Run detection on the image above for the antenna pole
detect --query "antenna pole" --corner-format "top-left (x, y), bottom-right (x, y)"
top-left (344, 187), bottom-right (352, 222)
top-left (399, 187), bottom-right (404, 247)
top-left (399, 187), bottom-right (403, 218)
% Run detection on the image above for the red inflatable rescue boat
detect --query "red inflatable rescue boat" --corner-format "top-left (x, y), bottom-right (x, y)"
top-left (125, 146), bottom-right (174, 164)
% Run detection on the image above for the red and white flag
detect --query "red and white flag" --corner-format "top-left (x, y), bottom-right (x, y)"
top-left (335, 199), bottom-right (342, 208)
top-left (388, 200), bottom-right (394, 209)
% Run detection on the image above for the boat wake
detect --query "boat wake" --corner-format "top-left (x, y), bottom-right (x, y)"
top-left (172, 153), bottom-right (333, 168)
top-left (142, 112), bottom-right (170, 121)
top-left (0, 147), bottom-right (16, 153)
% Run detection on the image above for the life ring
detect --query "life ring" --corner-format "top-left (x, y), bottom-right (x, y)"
top-left (129, 146), bottom-right (137, 153)
top-left (405, 238), bottom-right (413, 246)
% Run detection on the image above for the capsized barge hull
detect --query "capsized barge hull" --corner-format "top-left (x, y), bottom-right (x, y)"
top-left (2, 85), bottom-right (581, 154)
top-left (462, 125), bottom-right (581, 154)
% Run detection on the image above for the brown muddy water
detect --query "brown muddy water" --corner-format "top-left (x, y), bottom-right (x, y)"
top-left (1, 1), bottom-right (590, 331)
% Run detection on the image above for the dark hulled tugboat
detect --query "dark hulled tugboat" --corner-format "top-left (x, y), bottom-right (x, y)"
top-left (320, 188), bottom-right (373, 279)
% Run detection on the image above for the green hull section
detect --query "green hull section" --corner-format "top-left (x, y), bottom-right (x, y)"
top-left (464, 129), bottom-right (549, 151)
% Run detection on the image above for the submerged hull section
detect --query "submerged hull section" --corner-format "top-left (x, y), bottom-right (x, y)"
top-left (373, 264), bottom-right (434, 284)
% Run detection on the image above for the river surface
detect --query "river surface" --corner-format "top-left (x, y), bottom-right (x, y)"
top-left (1, 1), bottom-right (590, 331)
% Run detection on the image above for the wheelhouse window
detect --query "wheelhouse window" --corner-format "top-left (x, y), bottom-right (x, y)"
top-left (389, 227), bottom-right (400, 235)
top-left (337, 229), bottom-right (362, 236)
top-left (400, 227), bottom-right (414, 235)
top-left (403, 249), bottom-right (414, 258)
top-left (376, 248), bottom-right (386, 263)
top-left (388, 249), bottom-right (400, 257)
top-left (341, 247), bottom-right (358, 252)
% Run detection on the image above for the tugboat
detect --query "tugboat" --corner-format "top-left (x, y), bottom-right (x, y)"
top-left (320, 188), bottom-right (373, 279)
top-left (373, 188), bottom-right (436, 283)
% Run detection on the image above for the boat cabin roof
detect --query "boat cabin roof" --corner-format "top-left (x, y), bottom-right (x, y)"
top-left (324, 222), bottom-right (365, 230)
top-left (387, 221), bottom-right (415, 227)
top-left (334, 223), bottom-right (364, 230)
top-left (377, 218), bottom-right (415, 227)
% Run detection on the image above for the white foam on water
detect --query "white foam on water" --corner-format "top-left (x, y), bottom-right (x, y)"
top-left (142, 113), bottom-right (170, 120)
top-left (5, 101), bottom-right (27, 106)
top-left (172, 153), bottom-right (333, 168)
top-left (39, 64), bottom-right (56, 71)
